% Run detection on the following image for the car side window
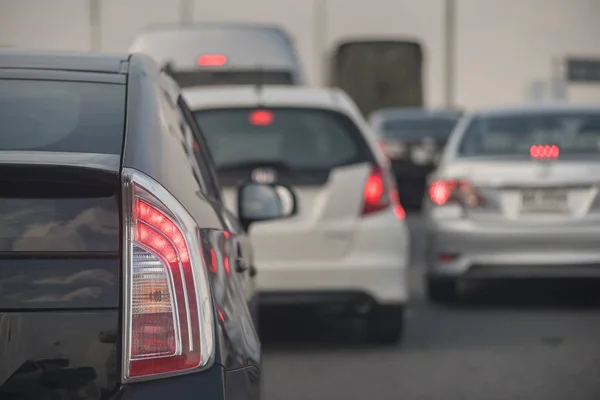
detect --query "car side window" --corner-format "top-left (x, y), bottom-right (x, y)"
top-left (177, 96), bottom-right (223, 201)
top-left (154, 77), bottom-right (211, 195)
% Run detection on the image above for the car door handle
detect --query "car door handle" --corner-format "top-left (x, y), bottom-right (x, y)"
top-left (235, 257), bottom-right (249, 273)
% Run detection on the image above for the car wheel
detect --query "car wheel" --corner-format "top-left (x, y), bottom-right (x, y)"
top-left (366, 305), bottom-right (404, 345)
top-left (427, 277), bottom-right (458, 304)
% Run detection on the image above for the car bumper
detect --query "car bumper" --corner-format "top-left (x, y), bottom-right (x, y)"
top-left (256, 260), bottom-right (409, 305)
top-left (426, 219), bottom-right (600, 279)
top-left (112, 364), bottom-right (260, 400)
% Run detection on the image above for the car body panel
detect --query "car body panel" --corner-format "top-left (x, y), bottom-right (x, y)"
top-left (125, 54), bottom-right (260, 372)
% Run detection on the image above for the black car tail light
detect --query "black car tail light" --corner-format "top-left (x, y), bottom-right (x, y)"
top-left (121, 168), bottom-right (214, 382)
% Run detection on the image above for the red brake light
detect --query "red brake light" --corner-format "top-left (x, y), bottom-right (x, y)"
top-left (197, 54), bottom-right (227, 66)
top-left (123, 169), bottom-right (214, 381)
top-left (249, 110), bottom-right (274, 126)
top-left (362, 165), bottom-right (404, 219)
top-left (530, 144), bottom-right (559, 159)
top-left (429, 180), bottom-right (452, 206)
top-left (428, 179), bottom-right (484, 207)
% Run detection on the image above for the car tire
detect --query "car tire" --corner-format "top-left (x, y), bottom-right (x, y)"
top-left (427, 277), bottom-right (458, 304)
top-left (366, 305), bottom-right (404, 345)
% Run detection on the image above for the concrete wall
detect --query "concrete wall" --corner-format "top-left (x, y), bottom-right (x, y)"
top-left (1, 0), bottom-right (600, 108)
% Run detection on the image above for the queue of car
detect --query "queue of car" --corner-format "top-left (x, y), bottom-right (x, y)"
top-left (1, 19), bottom-right (599, 400)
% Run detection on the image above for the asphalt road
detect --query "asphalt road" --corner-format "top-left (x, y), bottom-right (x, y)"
top-left (261, 214), bottom-right (600, 400)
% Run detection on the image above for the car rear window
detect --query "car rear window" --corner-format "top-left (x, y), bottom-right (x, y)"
top-left (0, 79), bottom-right (126, 155)
top-left (170, 70), bottom-right (294, 88)
top-left (457, 112), bottom-right (600, 158)
top-left (381, 116), bottom-right (459, 141)
top-left (193, 107), bottom-right (373, 170)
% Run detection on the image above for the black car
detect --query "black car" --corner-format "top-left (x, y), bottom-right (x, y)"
top-left (0, 50), bottom-right (297, 400)
top-left (369, 108), bottom-right (462, 211)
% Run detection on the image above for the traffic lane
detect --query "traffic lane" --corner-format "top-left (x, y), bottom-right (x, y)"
top-left (261, 214), bottom-right (600, 400)
top-left (262, 282), bottom-right (600, 400)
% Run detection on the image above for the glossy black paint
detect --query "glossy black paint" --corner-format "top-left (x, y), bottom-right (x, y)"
top-left (0, 258), bottom-right (119, 309)
top-left (0, 51), bottom-right (261, 400)
top-left (124, 53), bottom-right (261, 387)
top-left (0, 311), bottom-right (120, 399)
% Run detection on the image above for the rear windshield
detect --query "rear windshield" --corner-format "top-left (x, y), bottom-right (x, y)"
top-left (0, 79), bottom-right (125, 154)
top-left (457, 112), bottom-right (600, 157)
top-left (193, 107), bottom-right (373, 170)
top-left (380, 116), bottom-right (459, 141)
top-left (170, 70), bottom-right (294, 88)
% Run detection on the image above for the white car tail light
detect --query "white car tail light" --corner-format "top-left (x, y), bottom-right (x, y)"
top-left (361, 164), bottom-right (405, 219)
top-left (122, 168), bottom-right (214, 382)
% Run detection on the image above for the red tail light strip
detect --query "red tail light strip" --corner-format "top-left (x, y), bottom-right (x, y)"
top-left (362, 165), bottom-right (405, 219)
top-left (530, 144), bottom-right (559, 159)
top-left (122, 168), bottom-right (214, 383)
top-left (428, 179), bottom-right (484, 207)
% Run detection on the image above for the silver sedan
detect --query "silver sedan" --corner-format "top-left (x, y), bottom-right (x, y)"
top-left (422, 104), bottom-right (600, 302)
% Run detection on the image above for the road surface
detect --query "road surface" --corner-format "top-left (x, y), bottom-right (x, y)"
top-left (261, 215), bottom-right (600, 400)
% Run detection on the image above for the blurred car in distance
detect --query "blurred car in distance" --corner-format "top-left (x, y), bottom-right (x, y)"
top-left (369, 108), bottom-right (462, 211)
top-left (184, 85), bottom-right (410, 344)
top-left (129, 21), bottom-right (306, 87)
top-left (423, 104), bottom-right (600, 303)
top-left (0, 49), bottom-right (298, 400)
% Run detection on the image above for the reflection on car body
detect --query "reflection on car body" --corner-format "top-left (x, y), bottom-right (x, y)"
top-left (423, 104), bottom-right (600, 303)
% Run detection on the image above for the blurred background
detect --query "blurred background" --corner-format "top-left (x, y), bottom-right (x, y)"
top-left (3, 1), bottom-right (600, 400)
top-left (3, 0), bottom-right (600, 108)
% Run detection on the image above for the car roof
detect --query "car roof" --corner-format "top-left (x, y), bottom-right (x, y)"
top-left (473, 103), bottom-right (600, 117)
top-left (0, 49), bottom-right (129, 74)
top-left (139, 21), bottom-right (290, 36)
top-left (183, 85), bottom-right (356, 113)
top-left (370, 107), bottom-right (463, 120)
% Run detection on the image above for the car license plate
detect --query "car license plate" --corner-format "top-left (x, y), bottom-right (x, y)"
top-left (520, 188), bottom-right (568, 213)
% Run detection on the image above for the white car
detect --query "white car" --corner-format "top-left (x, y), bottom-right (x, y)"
top-left (183, 85), bottom-right (410, 343)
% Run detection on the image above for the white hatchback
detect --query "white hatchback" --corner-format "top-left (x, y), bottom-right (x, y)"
top-left (184, 85), bottom-right (410, 343)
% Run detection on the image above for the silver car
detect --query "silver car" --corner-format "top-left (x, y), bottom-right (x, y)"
top-left (423, 104), bottom-right (600, 302)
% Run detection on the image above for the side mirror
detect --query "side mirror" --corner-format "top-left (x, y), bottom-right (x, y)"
top-left (237, 182), bottom-right (297, 231)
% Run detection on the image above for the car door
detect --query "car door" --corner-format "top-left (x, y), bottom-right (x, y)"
top-left (177, 97), bottom-right (258, 319)
top-left (155, 74), bottom-right (260, 373)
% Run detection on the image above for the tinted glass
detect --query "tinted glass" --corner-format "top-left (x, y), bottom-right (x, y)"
top-left (194, 108), bottom-right (372, 170)
top-left (0, 182), bottom-right (119, 252)
top-left (458, 112), bottom-right (600, 157)
top-left (0, 79), bottom-right (126, 154)
top-left (381, 116), bottom-right (459, 141)
top-left (170, 70), bottom-right (294, 88)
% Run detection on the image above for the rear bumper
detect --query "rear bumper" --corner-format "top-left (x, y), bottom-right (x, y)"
top-left (112, 364), bottom-right (260, 400)
top-left (426, 218), bottom-right (600, 279)
top-left (254, 208), bottom-right (410, 305)
top-left (256, 260), bottom-right (409, 305)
